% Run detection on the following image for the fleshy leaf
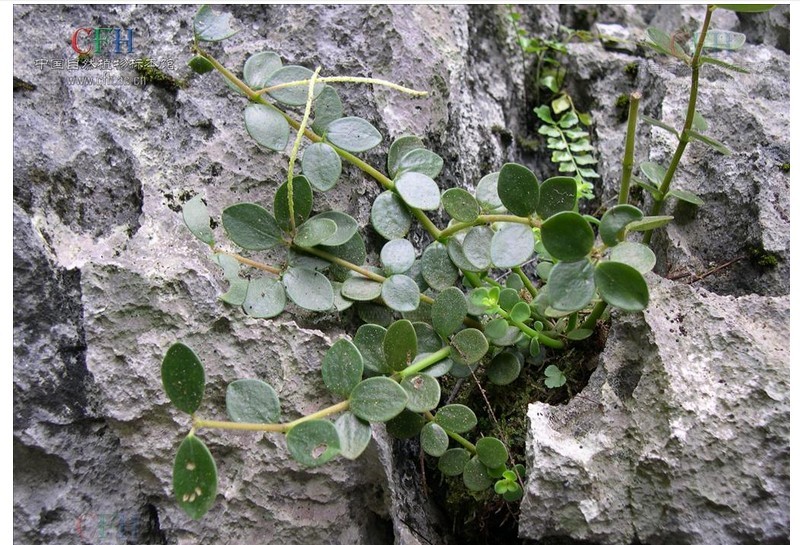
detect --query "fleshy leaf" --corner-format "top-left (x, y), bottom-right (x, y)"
top-left (450, 328), bottom-right (488, 365)
top-left (537, 176), bottom-right (577, 219)
top-left (667, 189), bottom-right (704, 206)
top-left (242, 276), bottom-right (286, 318)
top-left (312, 86), bottom-right (344, 135)
top-left (435, 404), bottom-right (477, 434)
top-left (222, 203), bottom-right (283, 250)
top-left (626, 215), bottom-right (673, 232)
top-left (438, 448), bottom-right (471, 476)
top-left (354, 324), bottom-right (390, 374)
top-left (294, 217), bottom-right (338, 248)
top-left (386, 409), bottom-right (426, 439)
top-left (497, 163), bottom-right (540, 217)
top-left (396, 148), bottom-right (444, 179)
top-left (388, 136), bottom-right (425, 178)
top-left (381, 274), bottom-right (420, 312)
top-left (594, 261), bottom-right (649, 312)
top-left (463, 456), bottom-right (493, 491)
top-left (441, 188), bottom-right (480, 223)
top-left (274, 176), bottom-right (313, 232)
top-left (334, 412), bottom-right (372, 460)
top-left (380, 239), bottom-right (416, 275)
top-left (431, 287), bottom-right (468, 338)
top-left (609, 241), bottom-right (657, 274)
top-left (283, 267), bottom-right (334, 311)
top-left (640, 162), bottom-right (666, 186)
top-left (599, 204), bottom-right (643, 247)
top-left (547, 259), bottom-right (595, 312)
top-left (487, 352), bottom-right (521, 386)
top-left (183, 195), bottom-right (214, 245)
top-left (462, 226), bottom-right (493, 271)
top-left (173, 435), bottom-right (217, 520)
top-left (401, 373), bottom-right (441, 413)
top-left (383, 319), bottom-right (417, 372)
top-left (194, 5), bottom-right (239, 42)
top-left (286, 420), bottom-right (340, 467)
top-left (314, 211), bottom-right (358, 246)
top-left (325, 116), bottom-right (383, 153)
top-left (349, 376), bottom-right (409, 422)
top-left (420, 422), bottom-right (449, 457)
top-left (226, 379), bottom-right (281, 423)
top-left (266, 65), bottom-right (324, 107)
top-left (341, 276), bottom-right (383, 301)
top-left (243, 51), bottom-right (282, 89)
top-left (187, 55), bottom-right (214, 75)
top-left (475, 172), bottom-right (504, 212)
top-left (540, 211), bottom-right (595, 262)
top-left (395, 171), bottom-right (441, 211)
top-left (322, 338), bottom-right (364, 398)
top-left (371, 191), bottom-right (412, 240)
top-left (301, 143), bottom-right (342, 191)
top-left (421, 242), bottom-right (459, 291)
top-left (688, 130), bottom-right (731, 155)
top-left (244, 103), bottom-right (290, 152)
top-left (476, 437), bottom-right (509, 469)
top-left (162, 343), bottom-right (205, 415)
top-left (491, 223), bottom-right (535, 268)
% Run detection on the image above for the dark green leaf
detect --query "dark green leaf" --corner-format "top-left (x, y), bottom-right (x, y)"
top-left (386, 410), bottom-right (425, 438)
top-left (242, 276), bottom-right (286, 318)
top-left (334, 412), bottom-right (371, 460)
top-left (311, 86), bottom-right (344, 135)
top-left (401, 374), bottom-right (441, 413)
top-left (491, 223), bottom-right (535, 268)
top-left (609, 241), bottom-right (657, 274)
top-left (498, 163), bottom-right (540, 217)
top-left (484, 318), bottom-right (510, 341)
top-left (294, 217), bottom-right (338, 248)
top-left (356, 302), bottom-right (394, 327)
top-left (688, 130), bottom-right (731, 155)
top-left (538, 176), bottom-right (577, 219)
top-left (380, 239), bottom-right (416, 275)
top-left (243, 51), bottom-right (281, 88)
top-left (450, 328), bottom-right (488, 365)
top-left (435, 404), bottom-right (477, 434)
top-left (476, 437), bottom-right (508, 469)
top-left (421, 242), bottom-right (459, 290)
top-left (283, 267), bottom-right (334, 311)
top-left (266, 65), bottom-right (324, 107)
top-left (475, 172), bottom-right (504, 212)
top-left (371, 191), bottom-right (412, 240)
top-left (667, 189), bottom-right (704, 206)
top-left (326, 231), bottom-right (367, 281)
top-left (395, 171), bottom-right (441, 211)
top-left (438, 448), bottom-right (471, 476)
top-left (388, 135), bottom-right (424, 179)
top-left (540, 211), bottom-right (595, 262)
top-left (383, 319), bottom-right (417, 372)
top-left (286, 420), bottom-right (340, 467)
top-left (301, 143), bottom-right (342, 191)
top-left (498, 288), bottom-right (520, 313)
top-left (162, 343), bottom-right (205, 415)
top-left (187, 55), bottom-right (214, 75)
top-left (183, 195), bottom-right (214, 245)
top-left (222, 203), bottom-right (283, 250)
top-left (626, 215), bottom-right (673, 232)
top-left (349, 376), bottom-right (409, 422)
top-left (173, 435), bottom-right (217, 519)
top-left (441, 188), bottom-right (480, 223)
top-left (599, 204), bottom-right (644, 247)
top-left (566, 328), bottom-right (594, 341)
top-left (322, 338), bottom-right (364, 398)
top-left (463, 456), bottom-right (493, 491)
top-left (325, 116), bottom-right (382, 153)
top-left (431, 287), bottom-right (468, 338)
top-left (396, 148), bottom-right (444, 179)
top-left (462, 226), bottom-right (493, 271)
top-left (354, 324), bottom-right (390, 374)
top-left (274, 176), bottom-right (313, 232)
top-left (420, 422), bottom-right (449, 457)
top-left (594, 261), bottom-right (649, 312)
top-left (226, 379), bottom-right (280, 423)
top-left (194, 5), bottom-right (239, 42)
top-left (381, 274), bottom-right (420, 312)
top-left (548, 259), bottom-right (595, 312)
top-left (414, 322), bottom-right (445, 353)
top-left (341, 276), bottom-right (382, 301)
top-left (487, 352), bottom-right (521, 386)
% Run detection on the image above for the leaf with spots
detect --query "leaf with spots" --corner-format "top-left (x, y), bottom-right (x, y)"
top-left (162, 343), bottom-right (205, 415)
top-left (286, 420), bottom-right (340, 467)
top-left (173, 435), bottom-right (217, 520)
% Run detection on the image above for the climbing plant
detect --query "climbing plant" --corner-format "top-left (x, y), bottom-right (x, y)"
top-left (162, 4), bottom-right (773, 520)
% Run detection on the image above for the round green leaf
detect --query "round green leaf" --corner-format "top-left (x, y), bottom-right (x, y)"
top-left (640, 162), bottom-right (666, 185)
top-left (286, 420), bottom-right (340, 467)
top-left (484, 318), bottom-right (510, 341)
top-left (451, 328), bottom-right (489, 365)
top-left (548, 259), bottom-right (595, 312)
top-left (312, 86), bottom-right (344, 135)
top-left (476, 437), bottom-right (509, 469)
top-left (431, 287), bottom-right (468, 338)
top-left (491, 223), bottom-right (535, 268)
top-left (499, 288), bottom-right (521, 312)
top-left (314, 211), bottom-right (358, 247)
top-left (183, 195), bottom-right (214, 245)
top-left (395, 171), bottom-right (441, 211)
top-left (386, 410), bottom-right (425, 439)
top-left (498, 163), bottom-right (540, 217)
top-left (400, 373), bottom-right (441, 413)
top-left (301, 143), bottom-right (342, 191)
top-left (421, 242), bottom-right (459, 290)
top-left (594, 261), bottom-right (649, 312)
top-left (173, 435), bottom-right (217, 520)
top-left (334, 412), bottom-right (372, 460)
top-left (566, 328), bottom-right (594, 341)
top-left (462, 226), bottom-right (493, 270)
top-left (341, 276), bottom-right (383, 301)
top-left (599, 204), bottom-right (643, 247)
top-left (540, 211), bottom-right (595, 262)
top-left (194, 5), bottom-right (239, 42)
top-left (438, 448), bottom-right (471, 476)
top-left (414, 322), bottom-right (445, 353)
top-left (349, 376), bottom-right (409, 422)
top-left (325, 116), bottom-right (382, 153)
top-left (322, 339), bottom-right (364, 398)
top-left (283, 267), bottom-right (334, 311)
top-left (510, 301), bottom-right (531, 323)
top-left (538, 176), bottom-right (578, 219)
top-left (396, 148), bottom-right (444, 179)
top-left (226, 379), bottom-right (281, 423)
top-left (187, 55), bottom-right (215, 75)
top-left (388, 135), bottom-right (424, 178)
top-left (435, 404), bottom-right (477, 434)
top-left (487, 352), bottom-right (521, 386)
top-left (294, 217), bottom-right (338, 248)
top-left (503, 483), bottom-right (524, 502)
top-left (609, 241), bottom-right (657, 274)
top-left (380, 239), bottom-right (416, 275)
top-left (325, 231), bottom-right (367, 281)
top-left (383, 319), bottom-right (417, 372)
top-left (162, 343), bottom-right (205, 415)
top-left (242, 276), bottom-right (286, 318)
top-left (441, 187), bottom-right (480, 223)
top-left (266, 65), bottom-right (324, 106)
top-left (274, 176), bottom-right (313, 232)
top-left (463, 456), bottom-right (493, 491)
top-left (354, 324), bottom-right (390, 374)
top-left (420, 422), bottom-right (449, 457)
top-left (475, 171), bottom-right (504, 212)
top-left (446, 238), bottom-right (484, 273)
top-left (381, 274), bottom-right (420, 312)
top-left (222, 203), bottom-right (283, 250)
top-left (244, 103), bottom-right (290, 152)
top-left (243, 51), bottom-right (281, 88)
top-left (371, 191), bottom-right (412, 240)
top-left (331, 281), bottom-right (353, 312)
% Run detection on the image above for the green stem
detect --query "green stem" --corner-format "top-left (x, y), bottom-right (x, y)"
top-left (193, 400), bottom-right (350, 434)
top-left (437, 215), bottom-right (536, 241)
top-left (496, 308), bottom-right (564, 349)
top-left (512, 266), bottom-right (538, 298)
top-left (216, 250), bottom-right (283, 276)
top-left (424, 411), bottom-right (476, 454)
top-left (581, 300), bottom-right (607, 331)
top-left (397, 346), bottom-right (451, 379)
top-left (619, 91), bottom-right (641, 205)
top-left (643, 5), bottom-right (713, 245)
top-left (567, 312), bottom-right (577, 332)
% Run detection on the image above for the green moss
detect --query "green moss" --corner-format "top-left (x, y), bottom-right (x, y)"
top-left (748, 246), bottom-right (779, 268)
top-left (135, 58), bottom-right (186, 92)
top-left (491, 125), bottom-right (514, 146)
top-left (615, 94), bottom-right (630, 122)
top-left (780, 162), bottom-right (790, 172)
top-left (624, 62), bottom-right (639, 78)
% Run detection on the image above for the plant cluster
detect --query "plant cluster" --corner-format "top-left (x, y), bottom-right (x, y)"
top-left (161, 4), bottom-right (773, 521)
